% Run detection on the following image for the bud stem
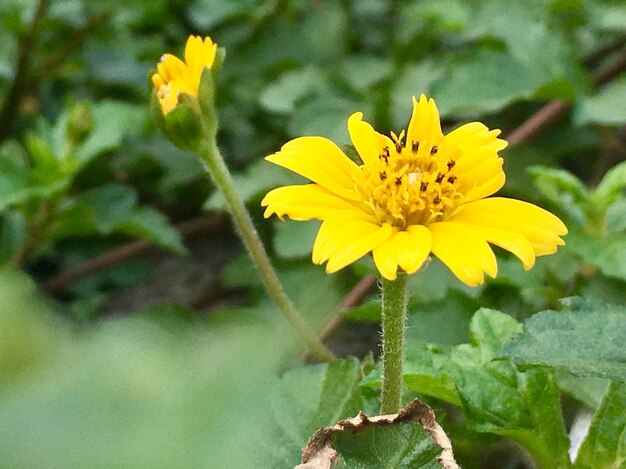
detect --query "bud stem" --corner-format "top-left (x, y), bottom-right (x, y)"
top-left (380, 274), bottom-right (409, 414)
top-left (199, 139), bottom-right (335, 362)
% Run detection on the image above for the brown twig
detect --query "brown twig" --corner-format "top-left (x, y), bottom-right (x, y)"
top-left (0, 0), bottom-right (51, 144)
top-left (507, 46), bottom-right (626, 146)
top-left (42, 213), bottom-right (223, 294)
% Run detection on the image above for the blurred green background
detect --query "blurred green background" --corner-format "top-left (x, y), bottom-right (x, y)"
top-left (0, 0), bottom-right (625, 467)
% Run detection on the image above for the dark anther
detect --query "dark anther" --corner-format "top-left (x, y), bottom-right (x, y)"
top-left (447, 160), bottom-right (456, 170)
top-left (420, 181), bottom-right (428, 191)
top-left (395, 176), bottom-right (402, 186)
top-left (411, 141), bottom-right (420, 153)
top-left (435, 173), bottom-right (445, 184)
top-left (430, 146), bottom-right (438, 155)
top-left (379, 171), bottom-right (387, 181)
top-left (383, 146), bottom-right (390, 157)
top-left (447, 175), bottom-right (457, 184)
top-left (379, 153), bottom-right (389, 164)
top-left (395, 142), bottom-right (403, 154)
top-left (433, 195), bottom-right (442, 204)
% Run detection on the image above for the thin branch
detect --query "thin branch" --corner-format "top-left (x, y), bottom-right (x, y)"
top-left (507, 46), bottom-right (626, 146)
top-left (42, 213), bottom-right (223, 294)
top-left (0, 0), bottom-right (51, 144)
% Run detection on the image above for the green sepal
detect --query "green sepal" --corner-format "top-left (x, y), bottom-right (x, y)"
top-left (150, 89), bottom-right (205, 153)
top-left (197, 67), bottom-right (218, 137)
top-left (211, 47), bottom-right (225, 84)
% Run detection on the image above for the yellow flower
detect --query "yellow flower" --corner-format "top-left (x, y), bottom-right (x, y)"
top-left (151, 36), bottom-right (217, 115)
top-left (261, 95), bottom-right (567, 286)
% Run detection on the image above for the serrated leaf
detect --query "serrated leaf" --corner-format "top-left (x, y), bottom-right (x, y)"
top-left (574, 381), bottom-right (626, 469)
top-left (498, 304), bottom-right (626, 382)
top-left (263, 357), bottom-right (366, 467)
top-left (449, 309), bottom-right (571, 468)
top-left (404, 345), bottom-right (460, 406)
top-left (333, 422), bottom-right (442, 468)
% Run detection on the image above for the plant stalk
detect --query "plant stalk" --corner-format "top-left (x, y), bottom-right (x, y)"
top-left (380, 274), bottom-right (410, 414)
top-left (199, 139), bottom-right (334, 362)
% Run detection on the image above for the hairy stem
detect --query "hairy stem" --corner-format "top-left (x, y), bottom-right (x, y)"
top-left (200, 139), bottom-right (334, 362)
top-left (380, 274), bottom-right (410, 414)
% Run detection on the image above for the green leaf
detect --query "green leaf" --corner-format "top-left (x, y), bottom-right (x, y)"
top-left (592, 160), bottom-right (626, 208)
top-left (273, 219), bottom-right (319, 259)
top-left (529, 166), bottom-right (589, 226)
top-left (391, 60), bottom-right (443, 129)
top-left (450, 309), bottom-right (571, 468)
top-left (333, 418), bottom-right (442, 468)
top-left (259, 66), bottom-right (325, 114)
top-left (404, 345), bottom-right (461, 406)
top-left (342, 301), bottom-right (381, 322)
top-left (556, 370), bottom-right (610, 410)
top-left (566, 229), bottom-right (626, 280)
top-left (76, 100), bottom-right (147, 166)
top-left (263, 357), bottom-right (366, 467)
top-left (574, 381), bottom-right (626, 469)
top-left (56, 184), bottom-right (186, 254)
top-left (0, 157), bottom-right (64, 211)
top-left (287, 90), bottom-right (365, 143)
top-left (498, 303), bottom-right (626, 382)
top-left (431, 50), bottom-right (545, 117)
top-left (575, 76), bottom-right (626, 126)
top-left (114, 207), bottom-right (187, 255)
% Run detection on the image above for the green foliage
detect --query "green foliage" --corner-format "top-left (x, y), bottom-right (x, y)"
top-left (574, 381), bottom-right (626, 469)
top-left (263, 357), bottom-right (369, 466)
top-left (0, 268), bottom-right (294, 468)
top-left (498, 300), bottom-right (626, 382)
top-left (333, 422), bottom-right (442, 468)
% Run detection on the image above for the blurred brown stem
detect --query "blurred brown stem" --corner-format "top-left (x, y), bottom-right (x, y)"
top-left (42, 213), bottom-right (223, 294)
top-left (0, 0), bottom-right (51, 144)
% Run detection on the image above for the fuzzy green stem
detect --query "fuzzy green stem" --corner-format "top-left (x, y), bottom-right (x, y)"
top-left (199, 139), bottom-right (334, 362)
top-left (380, 274), bottom-right (410, 414)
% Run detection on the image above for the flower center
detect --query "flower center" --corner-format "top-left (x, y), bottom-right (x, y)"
top-left (359, 131), bottom-right (464, 228)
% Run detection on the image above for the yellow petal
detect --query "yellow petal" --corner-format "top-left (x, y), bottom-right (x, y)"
top-left (406, 95), bottom-right (443, 150)
top-left (454, 222), bottom-right (536, 270)
top-left (347, 112), bottom-right (394, 167)
top-left (261, 184), bottom-right (369, 221)
top-left (324, 222), bottom-right (393, 273)
top-left (266, 137), bottom-right (362, 201)
top-left (373, 238), bottom-right (399, 280)
top-left (452, 198), bottom-right (567, 256)
top-left (156, 54), bottom-right (188, 83)
top-left (394, 225), bottom-right (432, 274)
top-left (441, 123), bottom-right (507, 158)
top-left (429, 221), bottom-right (497, 286)
top-left (464, 169), bottom-right (506, 202)
top-left (185, 36), bottom-right (217, 76)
